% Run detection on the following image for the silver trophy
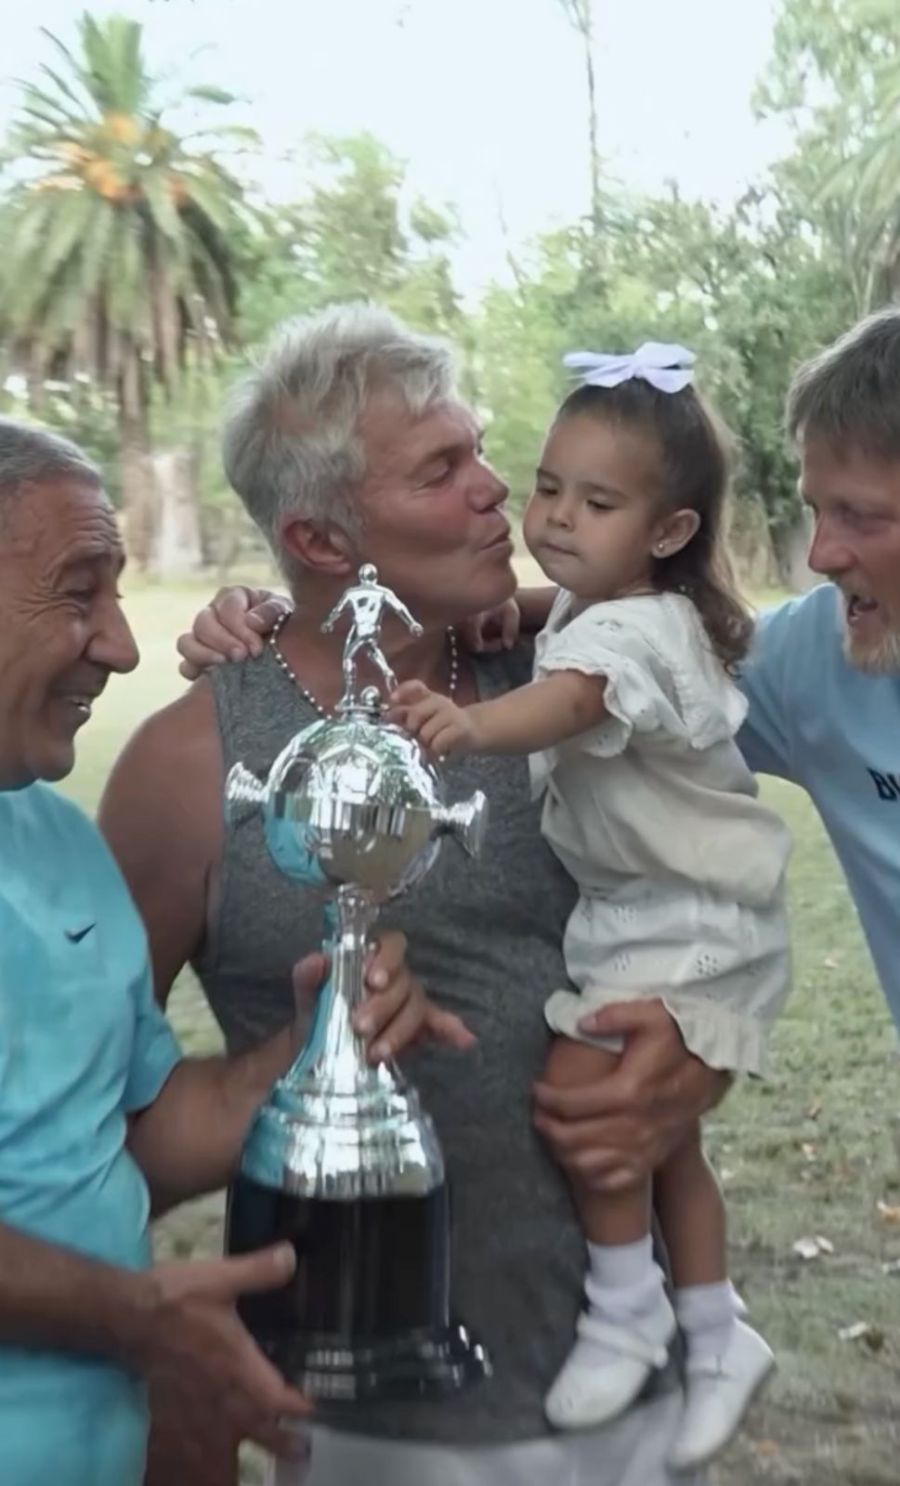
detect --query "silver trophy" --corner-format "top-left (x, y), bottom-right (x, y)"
top-left (224, 565), bottom-right (490, 1402)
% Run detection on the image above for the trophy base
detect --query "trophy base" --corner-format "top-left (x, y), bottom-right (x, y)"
top-left (226, 1174), bottom-right (490, 1403)
top-left (257, 1320), bottom-right (488, 1403)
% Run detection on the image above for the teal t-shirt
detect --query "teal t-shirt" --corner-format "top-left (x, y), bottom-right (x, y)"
top-left (0, 782), bottom-right (182, 1486)
top-left (738, 583), bottom-right (900, 1029)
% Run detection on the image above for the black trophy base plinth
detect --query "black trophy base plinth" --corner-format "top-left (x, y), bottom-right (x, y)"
top-left (226, 1174), bottom-right (489, 1403)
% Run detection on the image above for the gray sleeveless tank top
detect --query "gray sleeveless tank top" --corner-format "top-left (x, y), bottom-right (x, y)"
top-left (195, 646), bottom-right (618, 1443)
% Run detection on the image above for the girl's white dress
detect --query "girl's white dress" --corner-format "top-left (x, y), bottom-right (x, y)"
top-left (533, 589), bottom-right (791, 1075)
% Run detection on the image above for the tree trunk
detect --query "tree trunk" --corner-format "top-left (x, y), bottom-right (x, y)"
top-left (119, 402), bottom-right (157, 571)
top-left (771, 512), bottom-right (815, 593)
top-left (562, 0), bottom-right (603, 237)
top-left (150, 447), bottom-right (204, 577)
top-left (580, 6), bottom-right (603, 236)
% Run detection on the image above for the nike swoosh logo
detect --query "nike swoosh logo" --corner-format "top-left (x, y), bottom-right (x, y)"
top-left (65, 924), bottom-right (96, 944)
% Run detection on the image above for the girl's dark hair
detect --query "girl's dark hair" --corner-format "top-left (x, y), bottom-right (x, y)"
top-left (557, 379), bottom-right (753, 671)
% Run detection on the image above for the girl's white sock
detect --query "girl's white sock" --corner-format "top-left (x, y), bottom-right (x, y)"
top-left (674, 1280), bottom-right (739, 1364)
top-left (584, 1235), bottom-right (664, 1323)
top-left (565, 1237), bottom-right (670, 1370)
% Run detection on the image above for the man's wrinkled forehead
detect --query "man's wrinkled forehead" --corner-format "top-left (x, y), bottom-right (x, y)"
top-left (1, 476), bottom-right (123, 566)
top-left (360, 391), bottom-right (478, 475)
top-left (799, 433), bottom-right (900, 507)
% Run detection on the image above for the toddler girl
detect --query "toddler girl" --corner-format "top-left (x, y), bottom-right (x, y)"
top-left (391, 343), bottom-right (790, 1473)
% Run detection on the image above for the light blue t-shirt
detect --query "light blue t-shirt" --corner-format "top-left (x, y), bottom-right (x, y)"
top-left (738, 583), bottom-right (900, 1027)
top-left (0, 782), bottom-right (182, 1486)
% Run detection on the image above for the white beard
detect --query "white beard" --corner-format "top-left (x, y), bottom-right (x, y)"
top-left (842, 618), bottom-right (900, 675)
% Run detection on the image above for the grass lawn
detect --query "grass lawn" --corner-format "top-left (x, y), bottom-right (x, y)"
top-left (65, 577), bottom-right (900, 1485)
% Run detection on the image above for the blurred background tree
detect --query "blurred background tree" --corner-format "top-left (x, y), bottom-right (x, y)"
top-left (2, 0), bottom-right (899, 584)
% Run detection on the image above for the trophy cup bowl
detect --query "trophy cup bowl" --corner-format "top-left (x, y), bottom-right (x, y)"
top-left (224, 571), bottom-right (490, 1403)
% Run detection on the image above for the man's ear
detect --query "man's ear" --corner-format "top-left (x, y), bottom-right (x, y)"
top-left (279, 515), bottom-right (358, 578)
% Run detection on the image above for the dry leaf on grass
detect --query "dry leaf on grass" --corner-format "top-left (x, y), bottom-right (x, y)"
top-left (792, 1234), bottom-right (834, 1260)
top-left (837, 1321), bottom-right (885, 1351)
top-left (838, 1322), bottom-right (869, 1341)
top-left (753, 1439), bottom-right (781, 1458)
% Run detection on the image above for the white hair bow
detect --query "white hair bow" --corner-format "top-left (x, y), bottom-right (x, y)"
top-left (564, 342), bottom-right (696, 394)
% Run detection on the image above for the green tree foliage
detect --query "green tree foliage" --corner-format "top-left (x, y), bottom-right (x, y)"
top-left (756, 0), bottom-right (900, 313)
top-left (4, 1), bottom-right (900, 586)
top-left (237, 132), bottom-right (464, 347)
top-left (478, 0), bottom-right (896, 584)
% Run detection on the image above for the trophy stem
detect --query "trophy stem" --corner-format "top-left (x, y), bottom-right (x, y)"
top-left (301, 886), bottom-right (379, 1094)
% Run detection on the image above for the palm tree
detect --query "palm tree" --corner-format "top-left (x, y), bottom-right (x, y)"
top-left (812, 27), bottom-right (900, 313)
top-left (0, 12), bottom-right (254, 567)
top-left (841, 54), bottom-right (900, 310)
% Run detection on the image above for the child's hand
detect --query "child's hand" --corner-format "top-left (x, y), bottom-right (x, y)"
top-left (388, 681), bottom-right (481, 757)
top-left (460, 598), bottom-right (521, 654)
top-left (176, 587), bottom-right (291, 678)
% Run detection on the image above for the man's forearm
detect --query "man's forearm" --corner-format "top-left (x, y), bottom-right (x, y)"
top-left (0, 1220), bottom-right (152, 1365)
top-left (128, 1033), bottom-right (294, 1214)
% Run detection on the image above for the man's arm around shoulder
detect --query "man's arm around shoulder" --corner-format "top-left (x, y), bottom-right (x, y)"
top-left (98, 680), bottom-right (222, 1006)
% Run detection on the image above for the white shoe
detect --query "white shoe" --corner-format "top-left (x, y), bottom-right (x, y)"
top-left (545, 1293), bottom-right (676, 1430)
top-left (668, 1321), bottom-right (775, 1472)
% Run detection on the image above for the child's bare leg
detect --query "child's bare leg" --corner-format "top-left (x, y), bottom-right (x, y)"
top-left (541, 1036), bottom-right (675, 1429)
top-left (654, 1120), bottom-right (727, 1288)
top-left (543, 1034), bottom-right (652, 1245)
top-left (654, 1121), bottom-right (737, 1362)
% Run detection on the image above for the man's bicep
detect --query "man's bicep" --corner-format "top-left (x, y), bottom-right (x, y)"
top-left (98, 686), bottom-right (222, 1005)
